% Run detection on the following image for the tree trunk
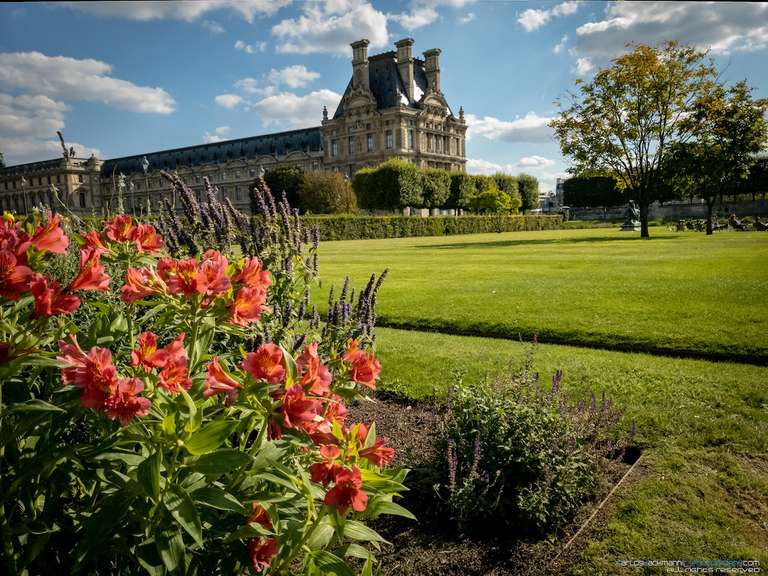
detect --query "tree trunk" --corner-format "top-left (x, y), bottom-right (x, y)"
top-left (639, 201), bottom-right (650, 238)
top-left (706, 200), bottom-right (714, 235)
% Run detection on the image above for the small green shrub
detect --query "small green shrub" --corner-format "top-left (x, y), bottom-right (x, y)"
top-left (437, 357), bottom-right (632, 536)
top-left (469, 185), bottom-right (512, 214)
top-left (299, 170), bottom-right (357, 214)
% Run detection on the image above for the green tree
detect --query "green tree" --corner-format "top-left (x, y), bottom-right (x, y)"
top-left (420, 168), bottom-right (451, 208)
top-left (469, 184), bottom-right (512, 213)
top-left (448, 172), bottom-right (476, 209)
top-left (265, 165), bottom-right (304, 207)
top-left (664, 81), bottom-right (768, 234)
top-left (562, 175), bottom-right (622, 207)
top-left (517, 174), bottom-right (540, 212)
top-left (299, 170), bottom-right (358, 214)
top-left (550, 42), bottom-right (716, 237)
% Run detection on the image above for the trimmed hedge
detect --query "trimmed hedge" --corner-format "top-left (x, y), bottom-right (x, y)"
top-left (301, 214), bottom-right (564, 241)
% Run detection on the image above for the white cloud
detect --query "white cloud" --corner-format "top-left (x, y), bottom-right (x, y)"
top-left (202, 20), bottom-right (225, 34)
top-left (553, 34), bottom-right (568, 54)
top-left (467, 158), bottom-right (507, 175)
top-left (251, 89), bottom-right (342, 129)
top-left (1, 136), bottom-right (100, 166)
top-left (0, 94), bottom-right (67, 138)
top-left (573, 57), bottom-right (594, 75)
top-left (459, 12), bottom-right (475, 24)
top-left (267, 65), bottom-right (320, 89)
top-left (516, 155), bottom-right (555, 168)
top-left (233, 77), bottom-right (277, 98)
top-left (391, 6), bottom-right (439, 30)
top-left (64, 0), bottom-right (291, 23)
top-left (214, 94), bottom-right (244, 108)
top-left (235, 39), bottom-right (267, 54)
top-left (518, 1), bottom-right (581, 32)
top-left (0, 51), bottom-right (175, 114)
top-left (272, 1), bottom-right (389, 55)
top-left (203, 126), bottom-right (232, 143)
top-left (575, 2), bottom-right (768, 59)
top-left (465, 112), bottom-right (554, 143)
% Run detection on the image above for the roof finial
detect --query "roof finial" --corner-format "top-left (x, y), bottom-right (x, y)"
top-left (459, 106), bottom-right (465, 121)
top-left (323, 105), bottom-right (328, 121)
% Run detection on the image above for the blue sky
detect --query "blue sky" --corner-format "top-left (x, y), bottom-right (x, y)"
top-left (1, 1), bottom-right (767, 192)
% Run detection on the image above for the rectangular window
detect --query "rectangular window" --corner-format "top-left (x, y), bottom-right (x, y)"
top-left (409, 129), bottom-right (414, 150)
top-left (77, 174), bottom-right (84, 183)
top-left (331, 139), bottom-right (339, 157)
top-left (386, 129), bottom-right (393, 149)
top-left (367, 133), bottom-right (374, 152)
top-left (78, 192), bottom-right (86, 208)
top-left (235, 185), bottom-right (243, 201)
top-left (348, 136), bottom-right (354, 156)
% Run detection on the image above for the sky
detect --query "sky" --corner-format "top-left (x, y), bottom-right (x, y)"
top-left (1, 1), bottom-right (767, 193)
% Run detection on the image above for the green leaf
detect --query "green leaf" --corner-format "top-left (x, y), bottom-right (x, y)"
top-left (188, 449), bottom-right (252, 475)
top-left (92, 451), bottom-right (145, 466)
top-left (155, 530), bottom-right (186, 574)
top-left (311, 551), bottom-right (355, 576)
top-left (366, 499), bottom-right (416, 521)
top-left (136, 540), bottom-right (166, 576)
top-left (180, 388), bottom-right (202, 433)
top-left (343, 520), bottom-right (387, 545)
top-left (364, 421), bottom-right (377, 449)
top-left (164, 486), bottom-right (203, 547)
top-left (305, 518), bottom-right (334, 549)
top-left (342, 542), bottom-right (371, 560)
top-left (251, 441), bottom-right (285, 473)
top-left (193, 486), bottom-right (246, 514)
top-left (184, 420), bottom-right (238, 455)
top-left (138, 452), bottom-right (162, 501)
top-left (7, 399), bottom-right (66, 414)
top-left (280, 344), bottom-right (298, 384)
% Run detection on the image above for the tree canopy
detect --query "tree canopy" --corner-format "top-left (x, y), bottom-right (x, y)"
top-left (550, 41), bottom-right (716, 237)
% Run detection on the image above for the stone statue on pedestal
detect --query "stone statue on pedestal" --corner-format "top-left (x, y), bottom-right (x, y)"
top-left (620, 200), bottom-right (641, 231)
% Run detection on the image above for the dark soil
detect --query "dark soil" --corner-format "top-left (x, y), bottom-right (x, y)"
top-left (347, 395), bottom-right (644, 576)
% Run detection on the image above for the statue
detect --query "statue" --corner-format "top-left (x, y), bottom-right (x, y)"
top-left (141, 155), bottom-right (150, 174)
top-left (257, 165), bottom-right (265, 179)
top-left (56, 131), bottom-right (69, 160)
top-left (459, 106), bottom-right (465, 121)
top-left (322, 105), bottom-right (328, 121)
top-left (620, 200), bottom-right (641, 231)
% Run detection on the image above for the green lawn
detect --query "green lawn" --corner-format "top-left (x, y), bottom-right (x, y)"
top-left (373, 327), bottom-right (768, 572)
top-left (316, 227), bottom-right (768, 362)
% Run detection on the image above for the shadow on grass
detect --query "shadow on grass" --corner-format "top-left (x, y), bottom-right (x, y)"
top-left (415, 234), bottom-right (682, 250)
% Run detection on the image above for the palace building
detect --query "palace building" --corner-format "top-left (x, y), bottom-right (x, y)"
top-left (0, 38), bottom-right (466, 215)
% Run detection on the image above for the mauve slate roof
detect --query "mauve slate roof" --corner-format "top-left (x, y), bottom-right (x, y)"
top-left (100, 127), bottom-right (323, 175)
top-left (333, 53), bottom-right (429, 119)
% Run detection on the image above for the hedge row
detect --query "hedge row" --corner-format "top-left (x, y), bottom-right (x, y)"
top-left (301, 214), bottom-right (564, 241)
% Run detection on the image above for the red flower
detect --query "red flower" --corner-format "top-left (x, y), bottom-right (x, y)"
top-left (229, 286), bottom-right (267, 326)
top-left (158, 360), bottom-right (192, 394)
top-left (131, 331), bottom-right (159, 369)
top-left (162, 257), bottom-right (208, 297)
top-left (200, 250), bottom-right (230, 295)
top-left (324, 467), bottom-right (368, 515)
top-left (57, 336), bottom-right (118, 409)
top-left (121, 267), bottom-right (166, 303)
top-left (248, 503), bottom-right (273, 531)
top-left (30, 274), bottom-right (80, 318)
top-left (309, 445), bottom-right (343, 487)
top-left (28, 212), bottom-right (69, 255)
top-left (297, 342), bottom-right (332, 397)
top-left (343, 340), bottom-right (381, 389)
top-left (204, 357), bottom-right (241, 398)
top-left (324, 395), bottom-right (349, 427)
top-left (151, 333), bottom-right (187, 368)
top-left (83, 230), bottom-right (109, 256)
top-left (248, 537), bottom-right (278, 573)
top-left (235, 257), bottom-right (271, 291)
top-left (104, 214), bottom-right (134, 242)
top-left (103, 377), bottom-right (151, 425)
top-left (130, 224), bottom-right (163, 253)
top-left (280, 384), bottom-right (321, 430)
top-left (360, 438), bottom-right (395, 468)
top-left (68, 249), bottom-right (110, 292)
top-left (0, 217), bottom-right (20, 254)
top-left (0, 250), bottom-right (33, 300)
top-left (242, 343), bottom-right (285, 384)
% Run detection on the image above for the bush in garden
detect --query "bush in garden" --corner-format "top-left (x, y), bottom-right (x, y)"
top-left (0, 174), bottom-right (412, 575)
top-left (420, 169), bottom-right (451, 209)
top-left (469, 185), bottom-right (513, 214)
top-left (351, 160), bottom-right (422, 210)
top-left (299, 171), bottom-right (357, 214)
top-left (264, 165), bottom-right (305, 208)
top-left (436, 352), bottom-right (633, 537)
top-left (447, 172), bottom-right (476, 210)
top-left (517, 174), bottom-right (541, 213)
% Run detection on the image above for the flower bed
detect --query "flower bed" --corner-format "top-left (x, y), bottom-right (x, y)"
top-left (0, 174), bottom-right (412, 575)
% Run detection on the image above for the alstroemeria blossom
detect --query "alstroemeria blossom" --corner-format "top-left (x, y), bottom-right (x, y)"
top-left (360, 438), bottom-right (395, 468)
top-left (230, 286), bottom-right (267, 326)
top-left (68, 249), bottom-right (110, 292)
top-left (249, 537), bottom-right (278, 573)
top-left (343, 340), bottom-right (381, 389)
top-left (57, 336), bottom-right (118, 409)
top-left (131, 331), bottom-right (160, 370)
top-left (297, 342), bottom-right (332, 397)
top-left (242, 343), bottom-right (285, 384)
top-left (236, 257), bottom-right (271, 291)
top-left (200, 250), bottom-right (230, 295)
top-left (0, 250), bottom-right (33, 301)
top-left (103, 377), bottom-right (151, 426)
top-left (30, 274), bottom-right (80, 318)
top-left (324, 467), bottom-right (368, 514)
top-left (204, 357), bottom-right (241, 398)
top-left (27, 212), bottom-right (69, 255)
top-left (130, 224), bottom-right (163, 253)
top-left (280, 384), bottom-right (322, 430)
top-left (104, 214), bottom-right (134, 242)
top-left (121, 267), bottom-right (166, 303)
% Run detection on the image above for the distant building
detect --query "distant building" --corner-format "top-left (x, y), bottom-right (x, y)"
top-left (0, 38), bottom-right (466, 215)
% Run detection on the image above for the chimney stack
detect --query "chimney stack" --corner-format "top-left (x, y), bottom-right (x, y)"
top-left (423, 48), bottom-right (441, 93)
top-left (395, 38), bottom-right (415, 101)
top-left (350, 39), bottom-right (370, 91)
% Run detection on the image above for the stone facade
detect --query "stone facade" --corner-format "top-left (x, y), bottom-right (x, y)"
top-left (0, 38), bottom-right (466, 215)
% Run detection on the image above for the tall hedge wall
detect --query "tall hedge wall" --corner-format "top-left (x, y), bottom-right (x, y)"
top-left (301, 214), bottom-right (563, 241)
